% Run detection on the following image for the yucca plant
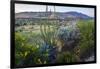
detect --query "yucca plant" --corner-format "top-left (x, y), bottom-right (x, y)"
top-left (39, 18), bottom-right (59, 63)
top-left (40, 19), bottom-right (59, 46)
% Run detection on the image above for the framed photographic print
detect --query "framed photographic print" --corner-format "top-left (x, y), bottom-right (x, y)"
top-left (11, 0), bottom-right (96, 68)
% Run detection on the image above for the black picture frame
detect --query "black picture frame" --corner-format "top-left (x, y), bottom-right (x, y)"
top-left (10, 0), bottom-right (97, 68)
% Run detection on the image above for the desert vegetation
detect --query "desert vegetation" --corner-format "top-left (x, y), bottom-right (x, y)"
top-left (15, 18), bottom-right (95, 67)
top-left (15, 5), bottom-right (95, 67)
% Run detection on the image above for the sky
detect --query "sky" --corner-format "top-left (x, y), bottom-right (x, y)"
top-left (15, 3), bottom-right (95, 17)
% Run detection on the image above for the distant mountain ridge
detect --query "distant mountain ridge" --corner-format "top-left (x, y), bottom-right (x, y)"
top-left (15, 11), bottom-right (93, 19)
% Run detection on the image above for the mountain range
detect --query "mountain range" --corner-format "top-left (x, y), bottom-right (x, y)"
top-left (15, 11), bottom-right (93, 19)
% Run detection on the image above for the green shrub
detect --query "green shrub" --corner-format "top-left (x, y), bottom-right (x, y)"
top-left (15, 32), bottom-right (42, 66)
top-left (76, 20), bottom-right (94, 60)
top-left (56, 52), bottom-right (78, 63)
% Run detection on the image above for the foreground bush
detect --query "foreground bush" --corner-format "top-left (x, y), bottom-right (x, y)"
top-left (76, 20), bottom-right (94, 60)
top-left (56, 52), bottom-right (78, 63)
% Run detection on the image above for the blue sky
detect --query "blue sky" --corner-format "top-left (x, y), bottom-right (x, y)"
top-left (15, 4), bottom-right (95, 17)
